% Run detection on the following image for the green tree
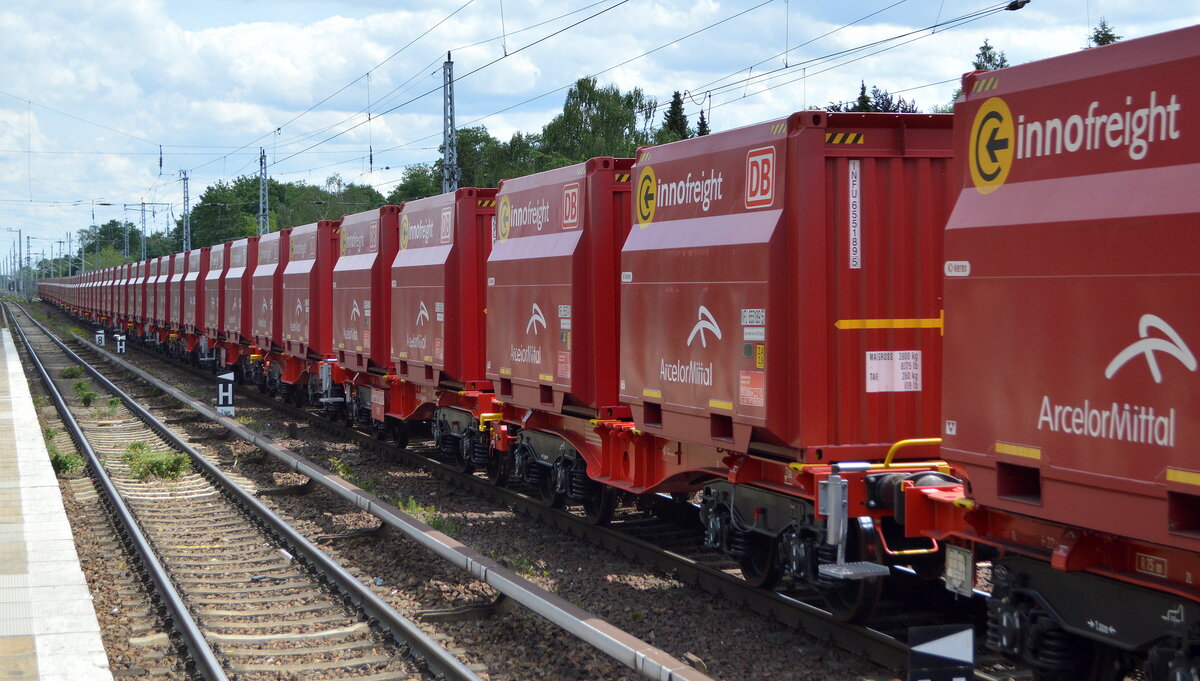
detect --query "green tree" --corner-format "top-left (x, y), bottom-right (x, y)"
top-left (973, 38), bottom-right (1009, 71)
top-left (385, 164), bottom-right (440, 204)
top-left (1090, 18), bottom-right (1121, 46)
top-left (827, 82), bottom-right (917, 113)
top-left (696, 109), bottom-right (710, 136)
top-left (540, 77), bottom-right (655, 163)
top-left (657, 91), bottom-right (690, 143)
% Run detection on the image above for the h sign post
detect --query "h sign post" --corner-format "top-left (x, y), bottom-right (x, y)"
top-left (115, 335), bottom-right (126, 354)
top-left (216, 371), bottom-right (236, 417)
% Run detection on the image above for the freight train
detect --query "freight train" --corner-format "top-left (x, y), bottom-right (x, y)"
top-left (38, 25), bottom-right (1200, 681)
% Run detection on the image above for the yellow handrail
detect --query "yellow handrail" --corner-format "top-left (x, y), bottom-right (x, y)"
top-left (883, 438), bottom-right (943, 468)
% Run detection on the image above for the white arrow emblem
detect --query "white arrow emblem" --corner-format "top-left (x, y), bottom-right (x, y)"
top-left (350, 300), bottom-right (362, 321)
top-left (417, 301), bottom-right (430, 326)
top-left (687, 305), bottom-right (723, 348)
top-left (526, 303), bottom-right (547, 335)
top-left (1105, 314), bottom-right (1196, 384)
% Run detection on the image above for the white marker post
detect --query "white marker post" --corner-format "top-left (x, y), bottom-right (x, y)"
top-left (216, 371), bottom-right (235, 417)
top-left (94, 329), bottom-right (105, 346)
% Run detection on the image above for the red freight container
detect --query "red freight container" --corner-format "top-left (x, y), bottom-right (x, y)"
top-left (115, 263), bottom-right (131, 322)
top-left (332, 207), bottom-right (399, 373)
top-left (152, 255), bottom-right (172, 327)
top-left (182, 248), bottom-right (210, 333)
top-left (146, 258), bottom-right (161, 323)
top-left (391, 188), bottom-right (496, 387)
top-left (251, 229), bottom-right (289, 352)
top-left (133, 260), bottom-right (151, 323)
top-left (620, 112), bottom-right (953, 459)
top-left (222, 237), bottom-right (259, 344)
top-left (486, 159), bottom-right (633, 413)
top-left (167, 253), bottom-right (186, 331)
top-left (203, 244), bottom-right (227, 339)
top-left (942, 27), bottom-right (1200, 553)
top-left (282, 220), bottom-right (340, 360)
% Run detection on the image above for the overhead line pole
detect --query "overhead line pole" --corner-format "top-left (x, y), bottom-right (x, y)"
top-left (442, 52), bottom-right (458, 193)
top-left (258, 148), bottom-right (269, 235)
top-left (182, 171), bottom-right (191, 251)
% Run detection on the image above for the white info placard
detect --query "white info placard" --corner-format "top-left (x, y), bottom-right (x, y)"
top-left (866, 350), bottom-right (922, 393)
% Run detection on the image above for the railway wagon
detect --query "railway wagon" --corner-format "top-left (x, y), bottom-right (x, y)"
top-left (386, 187), bottom-right (497, 445)
top-left (623, 113), bottom-right (953, 612)
top-left (277, 219), bottom-right (340, 401)
top-left (906, 25), bottom-right (1200, 681)
top-left (202, 243), bottom-right (228, 361)
top-left (167, 252), bottom-right (187, 338)
top-left (179, 248), bottom-right (210, 357)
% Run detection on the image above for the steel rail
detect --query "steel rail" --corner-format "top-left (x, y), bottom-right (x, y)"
top-left (4, 303), bottom-right (230, 681)
top-left (73, 333), bottom-right (722, 681)
top-left (13, 305), bottom-right (486, 681)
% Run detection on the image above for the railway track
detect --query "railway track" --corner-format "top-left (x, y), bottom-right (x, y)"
top-left (31, 300), bottom-right (1034, 680)
top-left (8, 302), bottom-right (484, 681)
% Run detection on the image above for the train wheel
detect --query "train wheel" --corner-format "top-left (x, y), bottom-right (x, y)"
top-left (390, 420), bottom-right (409, 450)
top-left (738, 535), bottom-right (782, 589)
top-left (456, 432), bottom-right (476, 474)
top-left (823, 517), bottom-right (884, 623)
top-left (485, 449), bottom-right (510, 486)
top-left (532, 465), bottom-right (564, 509)
top-left (581, 486), bottom-right (617, 525)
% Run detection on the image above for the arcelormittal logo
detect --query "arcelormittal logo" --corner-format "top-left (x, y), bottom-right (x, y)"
top-left (416, 301), bottom-right (429, 326)
top-left (1105, 314), bottom-right (1196, 384)
top-left (526, 303), bottom-right (546, 335)
top-left (687, 306), bottom-right (722, 348)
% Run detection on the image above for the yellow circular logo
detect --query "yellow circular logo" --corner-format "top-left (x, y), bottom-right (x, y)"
top-left (969, 97), bottom-right (1014, 194)
top-left (497, 195), bottom-right (512, 241)
top-left (400, 214), bottom-right (410, 250)
top-left (635, 165), bottom-right (656, 227)
top-left (340, 230), bottom-right (347, 256)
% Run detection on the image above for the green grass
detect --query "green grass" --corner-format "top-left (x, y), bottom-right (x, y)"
top-left (122, 441), bottom-right (190, 480)
top-left (47, 442), bottom-right (84, 476)
top-left (59, 367), bottom-right (83, 380)
top-left (394, 495), bottom-right (463, 537)
top-left (43, 426), bottom-right (57, 440)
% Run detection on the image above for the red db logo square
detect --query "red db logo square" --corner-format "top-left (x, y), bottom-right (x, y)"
top-left (745, 146), bottom-right (775, 208)
top-left (562, 183), bottom-right (580, 229)
top-left (439, 207), bottom-right (453, 244)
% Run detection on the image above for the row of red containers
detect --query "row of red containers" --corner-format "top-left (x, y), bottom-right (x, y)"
top-left (65, 110), bottom-right (954, 460)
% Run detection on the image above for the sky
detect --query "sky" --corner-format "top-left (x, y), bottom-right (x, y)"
top-left (0, 0), bottom-right (1197, 267)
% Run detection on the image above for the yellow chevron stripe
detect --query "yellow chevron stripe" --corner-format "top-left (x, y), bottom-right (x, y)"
top-left (614, 173), bottom-right (630, 182)
top-left (770, 122), bottom-right (787, 135)
top-left (834, 311), bottom-right (944, 332)
top-left (825, 132), bottom-right (865, 144)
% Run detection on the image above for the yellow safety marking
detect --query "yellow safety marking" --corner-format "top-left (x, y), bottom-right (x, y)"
top-left (614, 173), bottom-right (630, 183)
top-left (1167, 468), bottom-right (1200, 487)
top-left (834, 310), bottom-right (944, 333)
top-left (499, 368), bottom-right (512, 376)
top-left (538, 373), bottom-right (554, 382)
top-left (953, 498), bottom-right (978, 510)
top-left (398, 351), bottom-right (408, 359)
top-left (477, 199), bottom-right (496, 207)
top-left (642, 388), bottom-right (662, 399)
top-left (770, 122), bottom-right (787, 135)
top-left (709, 399), bottom-right (733, 410)
top-left (995, 442), bottom-right (1042, 460)
top-left (638, 150), bottom-right (652, 163)
top-left (972, 76), bottom-right (999, 93)
top-left (423, 355), bottom-right (433, 362)
top-left (825, 132), bottom-right (864, 144)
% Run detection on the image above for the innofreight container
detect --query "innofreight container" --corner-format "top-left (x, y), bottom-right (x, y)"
top-left (115, 263), bottom-right (132, 322)
top-left (620, 112), bottom-right (953, 460)
top-left (167, 253), bottom-right (187, 331)
top-left (941, 26), bottom-right (1200, 553)
top-left (486, 159), bottom-right (633, 414)
top-left (181, 248), bottom-right (209, 334)
top-left (251, 229), bottom-right (290, 352)
top-left (133, 260), bottom-right (151, 323)
top-left (333, 207), bottom-right (400, 373)
top-left (203, 244), bottom-right (227, 339)
top-left (391, 188), bottom-right (496, 387)
top-left (222, 236), bottom-right (259, 344)
top-left (152, 255), bottom-right (172, 327)
top-left (282, 220), bottom-right (340, 360)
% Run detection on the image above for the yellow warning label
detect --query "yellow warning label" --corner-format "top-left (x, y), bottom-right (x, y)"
top-left (969, 97), bottom-right (1014, 194)
top-left (635, 165), bottom-right (656, 227)
top-left (399, 214), bottom-right (410, 250)
top-left (497, 195), bottom-right (512, 241)
top-left (755, 344), bottom-right (765, 369)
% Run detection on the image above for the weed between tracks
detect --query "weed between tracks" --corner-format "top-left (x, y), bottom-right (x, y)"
top-left (44, 425), bottom-right (84, 475)
top-left (71, 379), bottom-right (98, 407)
top-left (122, 440), bottom-right (190, 480)
top-left (327, 456), bottom-right (465, 536)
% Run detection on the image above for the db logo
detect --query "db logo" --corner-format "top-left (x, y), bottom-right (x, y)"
top-left (562, 183), bottom-right (580, 229)
top-left (745, 146), bottom-right (775, 209)
top-left (439, 207), bottom-right (453, 244)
